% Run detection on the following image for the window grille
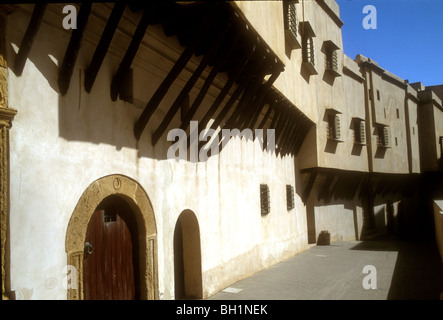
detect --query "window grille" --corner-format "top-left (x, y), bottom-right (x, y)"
top-left (303, 36), bottom-right (315, 66)
top-left (377, 125), bottom-right (389, 147)
top-left (104, 209), bottom-right (117, 223)
top-left (260, 184), bottom-right (270, 215)
top-left (354, 120), bottom-right (366, 144)
top-left (326, 49), bottom-right (338, 73)
top-left (286, 185), bottom-right (295, 211)
top-left (328, 114), bottom-right (341, 140)
top-left (287, 2), bottom-right (297, 40)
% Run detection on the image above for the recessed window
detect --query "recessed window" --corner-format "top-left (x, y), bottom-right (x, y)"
top-left (260, 184), bottom-right (270, 216)
top-left (353, 119), bottom-right (366, 145)
top-left (300, 21), bottom-right (317, 75)
top-left (323, 40), bottom-right (340, 77)
top-left (286, 185), bottom-right (295, 211)
top-left (327, 114), bottom-right (341, 141)
top-left (283, 1), bottom-right (300, 50)
top-left (377, 90), bottom-right (380, 101)
top-left (104, 209), bottom-right (117, 223)
top-left (303, 36), bottom-right (315, 66)
top-left (396, 108), bottom-right (400, 119)
top-left (326, 49), bottom-right (338, 72)
top-left (395, 137), bottom-right (398, 146)
top-left (377, 125), bottom-right (389, 148)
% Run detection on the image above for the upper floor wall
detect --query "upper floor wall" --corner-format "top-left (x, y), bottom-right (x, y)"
top-left (234, 1), bottom-right (425, 175)
top-left (234, 0), bottom-right (344, 123)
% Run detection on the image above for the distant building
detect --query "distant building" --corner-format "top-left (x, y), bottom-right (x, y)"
top-left (1, 0), bottom-right (442, 300)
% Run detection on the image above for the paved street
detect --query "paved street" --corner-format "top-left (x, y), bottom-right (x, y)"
top-left (208, 239), bottom-right (443, 300)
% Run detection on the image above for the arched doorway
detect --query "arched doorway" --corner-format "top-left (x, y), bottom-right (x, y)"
top-left (174, 210), bottom-right (202, 299)
top-left (65, 174), bottom-right (158, 300)
top-left (83, 196), bottom-right (139, 299)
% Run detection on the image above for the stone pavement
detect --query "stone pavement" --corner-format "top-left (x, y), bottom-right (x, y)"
top-left (208, 239), bottom-right (443, 300)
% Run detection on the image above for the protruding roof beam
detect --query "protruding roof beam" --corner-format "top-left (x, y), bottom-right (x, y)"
top-left (179, 24), bottom-right (243, 132)
top-left (110, 8), bottom-right (150, 101)
top-left (84, 1), bottom-right (125, 93)
top-left (151, 18), bottom-right (232, 146)
top-left (14, 3), bottom-right (47, 76)
top-left (133, 3), bottom-right (220, 140)
top-left (58, 3), bottom-right (92, 96)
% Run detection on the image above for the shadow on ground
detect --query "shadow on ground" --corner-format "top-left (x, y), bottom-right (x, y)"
top-left (351, 238), bottom-right (443, 300)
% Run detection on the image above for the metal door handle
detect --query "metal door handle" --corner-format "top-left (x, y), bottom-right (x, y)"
top-left (84, 241), bottom-right (94, 257)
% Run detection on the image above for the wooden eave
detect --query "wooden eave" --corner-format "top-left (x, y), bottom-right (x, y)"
top-left (12, 1), bottom-right (314, 158)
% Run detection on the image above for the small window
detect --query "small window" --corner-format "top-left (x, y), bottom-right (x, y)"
top-left (395, 137), bottom-right (398, 146)
top-left (300, 21), bottom-right (317, 75)
top-left (323, 40), bottom-right (340, 77)
top-left (353, 119), bottom-right (366, 145)
top-left (377, 90), bottom-right (380, 101)
top-left (283, 1), bottom-right (300, 49)
top-left (325, 49), bottom-right (338, 72)
top-left (104, 209), bottom-right (117, 223)
top-left (377, 125), bottom-right (389, 148)
top-left (303, 36), bottom-right (315, 66)
top-left (286, 185), bottom-right (295, 211)
top-left (396, 108), bottom-right (400, 119)
top-left (327, 114), bottom-right (341, 141)
top-left (260, 184), bottom-right (270, 216)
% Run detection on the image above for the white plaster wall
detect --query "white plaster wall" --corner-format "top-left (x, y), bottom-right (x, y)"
top-left (314, 202), bottom-right (361, 242)
top-left (7, 5), bottom-right (310, 300)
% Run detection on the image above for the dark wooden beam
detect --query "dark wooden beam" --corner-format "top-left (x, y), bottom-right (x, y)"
top-left (284, 116), bottom-right (301, 154)
top-left (151, 21), bottom-right (231, 146)
top-left (58, 3), bottom-right (92, 96)
top-left (133, 3), bottom-right (220, 140)
top-left (184, 37), bottom-right (258, 133)
top-left (280, 112), bottom-right (297, 154)
top-left (226, 73), bottom-right (264, 129)
top-left (302, 170), bottom-right (318, 204)
top-left (110, 8), bottom-right (150, 101)
top-left (275, 105), bottom-right (291, 151)
top-left (84, 1), bottom-right (125, 93)
top-left (256, 98), bottom-right (277, 129)
top-left (203, 77), bottom-right (248, 135)
top-left (179, 25), bottom-right (242, 131)
top-left (264, 102), bottom-right (282, 148)
top-left (294, 120), bottom-right (312, 155)
top-left (224, 53), bottom-right (270, 129)
top-left (283, 112), bottom-right (301, 154)
top-left (273, 103), bottom-right (289, 146)
top-left (240, 69), bottom-right (280, 130)
top-left (14, 3), bottom-right (47, 76)
top-left (241, 98), bottom-right (267, 131)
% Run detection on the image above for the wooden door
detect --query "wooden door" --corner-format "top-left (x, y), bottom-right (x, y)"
top-left (83, 208), bottom-right (135, 300)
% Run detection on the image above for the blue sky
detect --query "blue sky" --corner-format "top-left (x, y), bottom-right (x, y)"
top-left (336, 0), bottom-right (443, 86)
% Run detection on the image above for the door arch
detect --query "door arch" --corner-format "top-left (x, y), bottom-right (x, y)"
top-left (65, 174), bottom-right (158, 300)
top-left (174, 210), bottom-right (202, 299)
